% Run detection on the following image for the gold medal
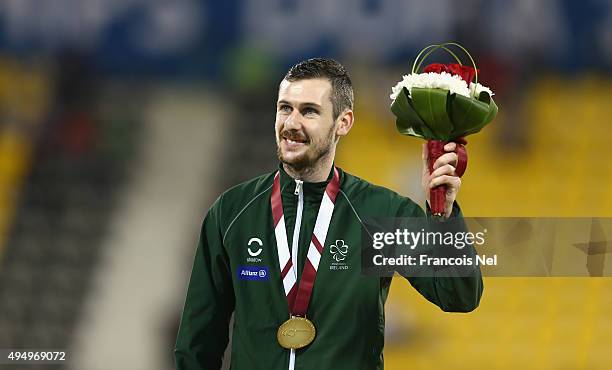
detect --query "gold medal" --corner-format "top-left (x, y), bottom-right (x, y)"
top-left (277, 316), bottom-right (316, 349)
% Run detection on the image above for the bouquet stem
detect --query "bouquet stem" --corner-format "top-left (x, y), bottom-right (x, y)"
top-left (426, 138), bottom-right (468, 216)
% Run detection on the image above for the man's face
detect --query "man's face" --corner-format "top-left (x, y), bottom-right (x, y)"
top-left (275, 78), bottom-right (337, 172)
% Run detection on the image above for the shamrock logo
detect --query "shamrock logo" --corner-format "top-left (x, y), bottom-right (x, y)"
top-left (330, 240), bottom-right (348, 262)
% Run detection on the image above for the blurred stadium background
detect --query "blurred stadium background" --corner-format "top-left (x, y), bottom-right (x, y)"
top-left (0, 1), bottom-right (611, 369)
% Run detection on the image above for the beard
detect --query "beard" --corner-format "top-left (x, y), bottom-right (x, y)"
top-left (277, 124), bottom-right (336, 173)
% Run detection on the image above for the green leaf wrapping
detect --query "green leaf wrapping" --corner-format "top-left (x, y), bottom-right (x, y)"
top-left (410, 88), bottom-right (454, 140)
top-left (462, 92), bottom-right (498, 136)
top-left (390, 87), bottom-right (433, 138)
top-left (450, 94), bottom-right (489, 137)
top-left (390, 87), bottom-right (497, 140)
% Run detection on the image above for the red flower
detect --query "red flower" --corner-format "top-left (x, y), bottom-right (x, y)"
top-left (423, 63), bottom-right (478, 84)
top-left (422, 63), bottom-right (448, 74)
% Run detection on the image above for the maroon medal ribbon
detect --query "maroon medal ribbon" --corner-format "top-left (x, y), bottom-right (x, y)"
top-left (271, 167), bottom-right (340, 316)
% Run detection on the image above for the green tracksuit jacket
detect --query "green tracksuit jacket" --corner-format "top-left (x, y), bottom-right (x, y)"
top-left (175, 165), bottom-right (483, 370)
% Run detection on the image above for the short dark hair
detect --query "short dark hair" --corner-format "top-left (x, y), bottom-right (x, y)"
top-left (283, 58), bottom-right (354, 121)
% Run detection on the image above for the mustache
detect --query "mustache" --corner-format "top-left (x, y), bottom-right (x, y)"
top-left (280, 130), bottom-right (308, 142)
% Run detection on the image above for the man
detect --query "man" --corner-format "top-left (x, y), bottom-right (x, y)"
top-left (175, 58), bottom-right (483, 370)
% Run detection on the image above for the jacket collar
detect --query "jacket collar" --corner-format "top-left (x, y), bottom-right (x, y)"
top-left (277, 163), bottom-right (337, 197)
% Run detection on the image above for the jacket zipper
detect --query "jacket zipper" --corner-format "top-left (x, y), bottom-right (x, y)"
top-left (294, 180), bottom-right (303, 195)
top-left (291, 179), bottom-right (304, 281)
top-left (289, 179), bottom-right (304, 370)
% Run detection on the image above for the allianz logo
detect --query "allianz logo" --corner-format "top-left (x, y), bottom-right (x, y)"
top-left (241, 269), bottom-right (267, 278)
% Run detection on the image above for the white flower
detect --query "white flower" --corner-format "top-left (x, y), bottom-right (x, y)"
top-left (390, 72), bottom-right (494, 101)
top-left (469, 82), bottom-right (494, 99)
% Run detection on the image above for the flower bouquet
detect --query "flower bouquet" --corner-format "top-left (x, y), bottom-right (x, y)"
top-left (390, 42), bottom-right (498, 216)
